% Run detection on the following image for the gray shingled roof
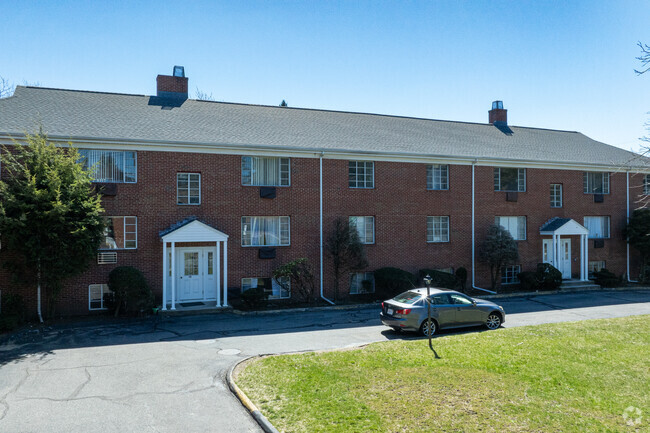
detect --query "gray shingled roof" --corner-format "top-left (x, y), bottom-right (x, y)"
top-left (0, 86), bottom-right (644, 168)
top-left (539, 217), bottom-right (572, 232)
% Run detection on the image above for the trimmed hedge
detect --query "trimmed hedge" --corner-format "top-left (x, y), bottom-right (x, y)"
top-left (107, 266), bottom-right (154, 316)
top-left (418, 269), bottom-right (458, 290)
top-left (517, 271), bottom-right (539, 291)
top-left (593, 268), bottom-right (622, 288)
top-left (241, 287), bottom-right (269, 309)
top-left (536, 263), bottom-right (562, 291)
top-left (374, 267), bottom-right (416, 299)
top-left (0, 294), bottom-right (26, 331)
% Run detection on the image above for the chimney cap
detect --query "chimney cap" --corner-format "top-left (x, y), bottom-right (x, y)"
top-left (173, 66), bottom-right (185, 78)
top-left (492, 100), bottom-right (503, 110)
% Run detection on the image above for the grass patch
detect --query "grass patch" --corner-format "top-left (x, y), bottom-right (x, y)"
top-left (236, 316), bottom-right (650, 432)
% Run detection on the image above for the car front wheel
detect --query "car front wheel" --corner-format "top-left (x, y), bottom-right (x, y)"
top-left (419, 319), bottom-right (437, 337)
top-left (486, 313), bottom-right (502, 330)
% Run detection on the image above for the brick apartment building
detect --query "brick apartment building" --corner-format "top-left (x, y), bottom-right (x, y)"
top-left (0, 68), bottom-right (648, 317)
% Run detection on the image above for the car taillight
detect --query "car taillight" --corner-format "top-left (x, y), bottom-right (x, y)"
top-left (381, 302), bottom-right (384, 310)
top-left (395, 308), bottom-right (411, 315)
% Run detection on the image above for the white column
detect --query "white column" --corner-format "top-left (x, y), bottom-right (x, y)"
top-left (162, 242), bottom-right (168, 311)
top-left (171, 241), bottom-right (176, 311)
top-left (552, 234), bottom-right (558, 268)
top-left (223, 240), bottom-right (228, 307)
top-left (584, 235), bottom-right (589, 281)
top-left (216, 241), bottom-right (221, 307)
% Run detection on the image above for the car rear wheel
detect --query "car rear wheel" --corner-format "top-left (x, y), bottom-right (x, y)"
top-left (419, 319), bottom-right (437, 337)
top-left (486, 313), bottom-right (502, 330)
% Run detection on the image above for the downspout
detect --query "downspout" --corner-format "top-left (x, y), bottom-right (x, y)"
top-left (626, 171), bottom-right (639, 282)
top-left (319, 152), bottom-right (335, 305)
top-left (472, 161), bottom-right (497, 294)
top-left (37, 260), bottom-right (43, 323)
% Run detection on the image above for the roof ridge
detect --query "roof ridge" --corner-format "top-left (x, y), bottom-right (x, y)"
top-left (14, 86), bottom-right (582, 134)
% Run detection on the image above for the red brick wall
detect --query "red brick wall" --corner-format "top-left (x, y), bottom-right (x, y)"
top-left (1, 147), bottom-right (646, 318)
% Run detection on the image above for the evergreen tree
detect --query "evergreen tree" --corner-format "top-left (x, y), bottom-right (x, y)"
top-left (479, 224), bottom-right (519, 290)
top-left (625, 208), bottom-right (650, 282)
top-left (325, 217), bottom-right (369, 301)
top-left (0, 132), bottom-right (105, 321)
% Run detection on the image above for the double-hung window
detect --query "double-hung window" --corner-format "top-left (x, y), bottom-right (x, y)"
top-left (89, 284), bottom-right (112, 310)
top-left (100, 217), bottom-right (137, 249)
top-left (644, 175), bottom-right (650, 195)
top-left (349, 216), bottom-right (375, 244)
top-left (241, 156), bottom-right (290, 186)
top-left (588, 261), bottom-right (606, 279)
top-left (241, 216), bottom-right (290, 246)
top-left (501, 265), bottom-right (521, 285)
top-left (495, 216), bottom-right (526, 240)
top-left (584, 216), bottom-right (610, 239)
top-left (583, 172), bottom-right (609, 194)
top-left (349, 272), bottom-right (375, 294)
top-left (242, 277), bottom-right (290, 299)
top-left (494, 167), bottom-right (526, 192)
top-left (79, 149), bottom-right (136, 183)
top-left (427, 216), bottom-right (450, 242)
top-left (177, 173), bottom-right (201, 205)
top-left (349, 161), bottom-right (374, 188)
top-left (426, 164), bottom-right (449, 190)
top-left (550, 184), bottom-right (563, 208)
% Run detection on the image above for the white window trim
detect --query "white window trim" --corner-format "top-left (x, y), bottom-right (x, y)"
top-left (348, 161), bottom-right (375, 189)
top-left (177, 173), bottom-right (201, 205)
top-left (349, 272), bottom-right (375, 295)
top-left (241, 156), bottom-right (291, 187)
top-left (495, 216), bottom-right (527, 241)
top-left (426, 164), bottom-right (449, 190)
top-left (584, 216), bottom-right (611, 239)
top-left (644, 175), bottom-right (650, 195)
top-left (550, 183), bottom-right (563, 208)
top-left (88, 284), bottom-right (112, 310)
top-left (426, 216), bottom-right (450, 243)
top-left (583, 172), bottom-right (610, 194)
top-left (241, 277), bottom-right (291, 299)
top-left (588, 261), bottom-right (606, 279)
top-left (241, 216), bottom-right (291, 247)
top-left (501, 265), bottom-right (521, 285)
top-left (349, 216), bottom-right (375, 244)
top-left (494, 167), bottom-right (526, 192)
top-left (79, 149), bottom-right (137, 184)
top-left (99, 216), bottom-right (137, 250)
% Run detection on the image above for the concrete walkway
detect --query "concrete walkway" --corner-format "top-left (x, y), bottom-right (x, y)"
top-left (1, 289), bottom-right (649, 433)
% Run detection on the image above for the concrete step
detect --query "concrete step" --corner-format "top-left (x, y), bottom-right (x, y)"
top-left (560, 282), bottom-right (601, 291)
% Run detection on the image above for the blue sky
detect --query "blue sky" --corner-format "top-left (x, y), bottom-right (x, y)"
top-left (3, 1), bottom-right (650, 151)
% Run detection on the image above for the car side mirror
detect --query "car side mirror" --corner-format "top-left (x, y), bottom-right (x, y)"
top-left (472, 300), bottom-right (477, 306)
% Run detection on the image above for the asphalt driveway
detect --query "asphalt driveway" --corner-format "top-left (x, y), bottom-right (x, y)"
top-left (1, 289), bottom-right (649, 433)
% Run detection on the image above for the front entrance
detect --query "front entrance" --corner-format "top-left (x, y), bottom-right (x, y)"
top-left (542, 238), bottom-right (572, 279)
top-left (175, 247), bottom-right (216, 302)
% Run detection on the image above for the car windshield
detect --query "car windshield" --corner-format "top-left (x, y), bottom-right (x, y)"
top-left (393, 291), bottom-right (422, 304)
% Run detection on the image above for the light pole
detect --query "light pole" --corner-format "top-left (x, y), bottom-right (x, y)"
top-left (423, 274), bottom-right (433, 348)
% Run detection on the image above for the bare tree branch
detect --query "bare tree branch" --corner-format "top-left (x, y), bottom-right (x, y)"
top-left (0, 76), bottom-right (14, 98)
top-left (635, 41), bottom-right (650, 75)
top-left (194, 87), bottom-right (215, 101)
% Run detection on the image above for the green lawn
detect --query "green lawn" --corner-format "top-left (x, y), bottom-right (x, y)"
top-left (236, 316), bottom-right (649, 433)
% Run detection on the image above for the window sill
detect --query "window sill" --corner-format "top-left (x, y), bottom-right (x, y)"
top-left (177, 203), bottom-right (201, 206)
top-left (98, 248), bottom-right (137, 251)
top-left (242, 184), bottom-right (290, 188)
top-left (241, 245), bottom-right (291, 248)
top-left (426, 240), bottom-right (450, 243)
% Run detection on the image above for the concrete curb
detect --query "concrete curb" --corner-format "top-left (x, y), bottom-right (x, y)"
top-left (228, 356), bottom-right (280, 433)
top-left (231, 302), bottom-right (380, 316)
top-left (480, 286), bottom-right (650, 300)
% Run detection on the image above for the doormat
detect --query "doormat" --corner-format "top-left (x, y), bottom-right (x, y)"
top-left (179, 302), bottom-right (205, 308)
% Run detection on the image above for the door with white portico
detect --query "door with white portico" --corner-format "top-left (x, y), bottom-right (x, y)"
top-left (559, 239), bottom-right (571, 279)
top-left (543, 238), bottom-right (571, 279)
top-left (178, 248), bottom-right (203, 301)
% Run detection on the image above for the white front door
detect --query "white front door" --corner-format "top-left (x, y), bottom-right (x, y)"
top-left (542, 239), bottom-right (554, 267)
top-left (559, 239), bottom-right (571, 279)
top-left (178, 249), bottom-right (202, 301)
top-left (543, 238), bottom-right (572, 279)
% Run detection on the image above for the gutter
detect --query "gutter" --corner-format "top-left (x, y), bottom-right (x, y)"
top-left (471, 161), bottom-right (497, 295)
top-left (319, 152), bottom-right (335, 305)
top-left (626, 171), bottom-right (639, 283)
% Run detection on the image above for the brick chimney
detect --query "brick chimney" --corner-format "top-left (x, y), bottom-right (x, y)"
top-left (156, 66), bottom-right (188, 100)
top-left (488, 100), bottom-right (507, 124)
